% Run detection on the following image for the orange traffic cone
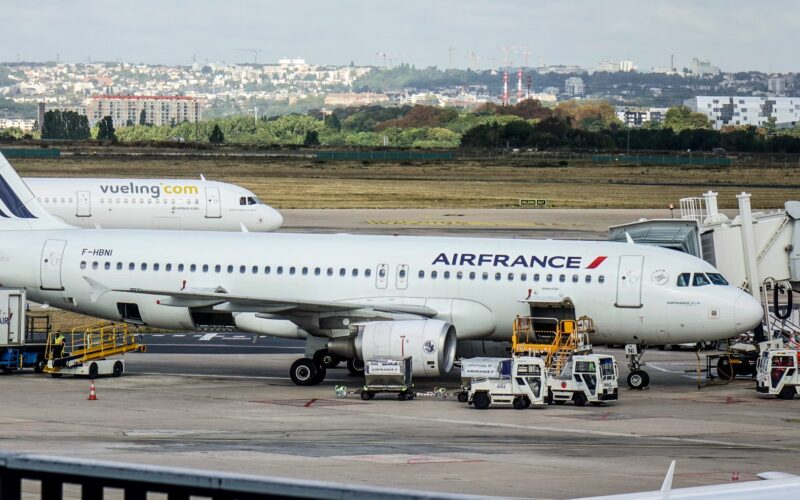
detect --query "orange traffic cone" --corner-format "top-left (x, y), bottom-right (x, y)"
top-left (88, 380), bottom-right (98, 401)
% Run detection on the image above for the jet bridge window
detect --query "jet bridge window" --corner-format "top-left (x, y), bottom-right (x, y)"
top-left (693, 273), bottom-right (711, 287)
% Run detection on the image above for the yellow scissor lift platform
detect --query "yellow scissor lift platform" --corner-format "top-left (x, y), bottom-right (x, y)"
top-left (512, 315), bottom-right (594, 376)
top-left (44, 322), bottom-right (144, 378)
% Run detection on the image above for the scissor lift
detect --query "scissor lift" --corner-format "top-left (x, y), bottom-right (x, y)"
top-left (512, 315), bottom-right (594, 376)
top-left (44, 322), bottom-right (144, 378)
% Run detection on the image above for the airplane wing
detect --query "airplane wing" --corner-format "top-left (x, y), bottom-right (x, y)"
top-left (111, 286), bottom-right (438, 317)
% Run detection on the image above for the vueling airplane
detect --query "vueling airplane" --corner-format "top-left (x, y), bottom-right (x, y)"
top-left (0, 154), bottom-right (762, 388)
top-left (21, 176), bottom-right (283, 231)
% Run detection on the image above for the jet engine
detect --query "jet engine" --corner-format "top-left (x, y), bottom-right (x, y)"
top-left (328, 319), bottom-right (457, 376)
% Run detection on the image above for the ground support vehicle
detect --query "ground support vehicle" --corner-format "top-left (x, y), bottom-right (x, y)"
top-left (468, 356), bottom-right (547, 410)
top-left (0, 289), bottom-right (49, 374)
top-left (457, 357), bottom-right (510, 402)
top-left (756, 344), bottom-right (800, 399)
top-left (359, 357), bottom-right (415, 400)
top-left (705, 343), bottom-right (758, 381)
top-left (44, 322), bottom-right (143, 378)
top-left (547, 354), bottom-right (619, 406)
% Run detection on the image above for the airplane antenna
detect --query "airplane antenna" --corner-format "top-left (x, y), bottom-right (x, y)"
top-left (624, 231), bottom-right (635, 244)
top-left (240, 223), bottom-right (249, 233)
top-left (200, 174), bottom-right (206, 181)
top-left (660, 460), bottom-right (676, 499)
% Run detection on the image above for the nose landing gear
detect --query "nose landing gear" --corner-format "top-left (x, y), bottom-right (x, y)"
top-left (625, 343), bottom-right (650, 389)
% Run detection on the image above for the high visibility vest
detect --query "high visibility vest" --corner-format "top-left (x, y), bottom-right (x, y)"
top-left (54, 336), bottom-right (65, 345)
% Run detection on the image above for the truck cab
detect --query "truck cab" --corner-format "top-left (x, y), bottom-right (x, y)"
top-left (548, 354), bottom-right (619, 406)
top-left (468, 357), bottom-right (547, 410)
top-left (756, 348), bottom-right (799, 400)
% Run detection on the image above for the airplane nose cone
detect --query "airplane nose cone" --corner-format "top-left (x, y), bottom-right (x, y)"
top-left (266, 208), bottom-right (283, 230)
top-left (734, 293), bottom-right (763, 333)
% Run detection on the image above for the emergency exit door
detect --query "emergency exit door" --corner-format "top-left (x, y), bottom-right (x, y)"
top-left (205, 187), bottom-right (221, 218)
top-left (616, 255), bottom-right (644, 308)
top-left (40, 239), bottom-right (67, 290)
top-left (76, 190), bottom-right (91, 217)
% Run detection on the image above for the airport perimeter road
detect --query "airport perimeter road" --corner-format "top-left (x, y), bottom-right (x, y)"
top-left (2, 347), bottom-right (799, 499)
top-left (278, 208), bottom-right (687, 238)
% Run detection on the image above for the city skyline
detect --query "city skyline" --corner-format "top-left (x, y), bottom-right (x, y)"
top-left (3, 0), bottom-right (798, 73)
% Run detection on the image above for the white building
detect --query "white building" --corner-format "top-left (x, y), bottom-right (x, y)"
top-left (689, 58), bottom-right (720, 77)
top-left (615, 106), bottom-right (669, 127)
top-left (684, 96), bottom-right (800, 129)
top-left (619, 60), bottom-right (635, 72)
top-left (768, 75), bottom-right (787, 96)
top-left (0, 118), bottom-right (36, 132)
top-left (564, 77), bottom-right (585, 96)
top-left (87, 95), bottom-right (203, 126)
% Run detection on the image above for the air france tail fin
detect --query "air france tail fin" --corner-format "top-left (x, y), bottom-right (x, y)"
top-left (0, 152), bottom-right (74, 230)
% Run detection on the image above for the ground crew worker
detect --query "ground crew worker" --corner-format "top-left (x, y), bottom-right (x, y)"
top-left (53, 330), bottom-right (66, 358)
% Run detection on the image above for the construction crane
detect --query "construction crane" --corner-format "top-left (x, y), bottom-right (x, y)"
top-left (448, 46), bottom-right (455, 68)
top-left (375, 52), bottom-right (406, 68)
top-left (234, 49), bottom-right (264, 65)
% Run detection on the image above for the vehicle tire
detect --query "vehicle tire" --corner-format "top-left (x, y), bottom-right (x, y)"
top-left (312, 364), bottom-right (327, 385)
top-left (289, 358), bottom-right (318, 386)
top-left (523, 397), bottom-right (531, 409)
top-left (34, 357), bottom-right (46, 374)
top-left (50, 373), bottom-right (63, 378)
top-left (347, 358), bottom-right (365, 377)
top-left (88, 362), bottom-right (99, 380)
top-left (573, 393), bottom-right (588, 407)
top-left (627, 370), bottom-right (648, 389)
top-left (112, 361), bottom-right (124, 378)
top-left (457, 391), bottom-right (468, 403)
top-left (777, 387), bottom-right (796, 400)
top-left (360, 391), bottom-right (374, 400)
top-left (590, 402), bottom-right (605, 406)
top-left (398, 392), bottom-right (407, 401)
top-left (512, 396), bottom-right (528, 410)
top-left (313, 349), bottom-right (340, 369)
top-left (716, 358), bottom-right (735, 381)
top-left (472, 392), bottom-right (490, 410)
top-left (1, 367), bottom-right (12, 374)
top-left (553, 400), bottom-right (565, 405)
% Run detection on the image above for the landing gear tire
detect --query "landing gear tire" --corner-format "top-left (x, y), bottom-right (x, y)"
top-left (627, 370), bottom-right (649, 389)
top-left (472, 392), bottom-right (490, 410)
top-left (716, 358), bottom-right (735, 381)
top-left (573, 393), bottom-right (588, 407)
top-left (457, 391), bottom-right (468, 403)
top-left (290, 358), bottom-right (319, 386)
top-left (512, 396), bottom-right (528, 410)
top-left (313, 350), bottom-right (340, 369)
top-left (347, 359), bottom-right (365, 377)
top-left (777, 387), bottom-right (796, 400)
top-left (312, 364), bottom-right (327, 385)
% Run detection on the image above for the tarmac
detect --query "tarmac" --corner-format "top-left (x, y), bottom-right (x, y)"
top-left (1, 208), bottom-right (796, 499)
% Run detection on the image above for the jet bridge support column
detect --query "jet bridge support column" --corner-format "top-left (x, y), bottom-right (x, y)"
top-left (737, 192), bottom-right (761, 304)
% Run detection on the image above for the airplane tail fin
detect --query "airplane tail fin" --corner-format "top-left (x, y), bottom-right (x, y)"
top-left (0, 152), bottom-right (74, 230)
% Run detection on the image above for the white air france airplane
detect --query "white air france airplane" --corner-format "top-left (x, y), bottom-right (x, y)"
top-left (21, 177), bottom-right (283, 231)
top-left (0, 154), bottom-right (763, 388)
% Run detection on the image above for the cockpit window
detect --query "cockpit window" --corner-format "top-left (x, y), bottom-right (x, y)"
top-left (239, 196), bottom-right (260, 206)
top-left (693, 273), bottom-right (711, 287)
top-left (677, 273), bottom-right (691, 287)
top-left (707, 273), bottom-right (729, 286)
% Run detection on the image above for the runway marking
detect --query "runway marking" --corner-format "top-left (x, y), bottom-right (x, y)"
top-left (171, 334), bottom-right (186, 337)
top-left (648, 363), bottom-right (698, 380)
top-left (152, 334), bottom-right (165, 337)
top-left (366, 220), bottom-right (585, 228)
top-left (334, 454), bottom-right (482, 465)
top-left (199, 333), bottom-right (218, 341)
top-left (304, 399), bottom-right (318, 408)
top-left (340, 412), bottom-right (800, 452)
top-left (139, 344), bottom-right (302, 349)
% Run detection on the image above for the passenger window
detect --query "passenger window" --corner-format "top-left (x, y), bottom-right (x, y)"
top-left (444, 271), bottom-right (450, 279)
top-left (314, 267), bottom-right (321, 276)
top-left (469, 272), bottom-right (476, 280)
top-left (141, 263), bottom-right (148, 271)
top-left (677, 273), bottom-right (691, 287)
top-left (482, 272), bottom-right (488, 280)
top-left (507, 273), bottom-right (514, 281)
top-left (189, 264), bottom-right (196, 272)
top-left (128, 262), bottom-right (135, 271)
top-left (202, 264), bottom-right (209, 273)
top-left (572, 274), bottom-right (578, 283)
top-left (495, 272), bottom-right (501, 281)
top-left (211, 264), bottom-right (218, 273)
top-left (327, 268), bottom-right (333, 276)
top-left (289, 267), bottom-right (296, 275)
top-left (559, 274), bottom-right (566, 283)
top-left (598, 275), bottom-right (605, 283)
top-left (104, 262), bottom-right (111, 270)
top-left (252, 265), bottom-right (259, 274)
top-left (585, 275), bottom-right (591, 283)
top-left (92, 262), bottom-right (98, 270)
top-left (302, 267), bottom-right (309, 276)
top-left (520, 273), bottom-right (527, 281)
top-left (166, 264), bottom-right (172, 272)
top-left (224, 265), bottom-right (231, 273)
top-left (153, 263), bottom-right (160, 271)
top-left (546, 274), bottom-right (553, 282)
top-left (353, 268), bottom-right (360, 277)
top-left (533, 273), bottom-right (540, 282)
top-left (365, 268), bottom-right (371, 277)
top-left (418, 270), bottom-right (425, 278)
top-left (431, 271), bottom-right (438, 279)
top-left (456, 271), bottom-right (462, 279)
top-left (264, 266), bottom-right (270, 274)
top-left (238, 266), bottom-right (245, 274)
top-left (116, 262), bottom-right (122, 270)
top-left (339, 268), bottom-right (346, 277)
top-left (693, 273), bottom-right (711, 286)
top-left (80, 261), bottom-right (87, 269)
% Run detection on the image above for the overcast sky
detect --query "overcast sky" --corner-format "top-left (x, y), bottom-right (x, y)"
top-left (3, 0), bottom-right (797, 72)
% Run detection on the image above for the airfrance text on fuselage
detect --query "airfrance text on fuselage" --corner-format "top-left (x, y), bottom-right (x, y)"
top-left (99, 183), bottom-right (199, 199)
top-left (432, 253), bottom-right (607, 269)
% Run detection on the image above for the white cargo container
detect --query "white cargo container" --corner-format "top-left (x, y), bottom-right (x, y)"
top-left (458, 357), bottom-right (511, 402)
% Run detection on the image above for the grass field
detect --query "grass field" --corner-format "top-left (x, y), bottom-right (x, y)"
top-left (13, 155), bottom-right (798, 209)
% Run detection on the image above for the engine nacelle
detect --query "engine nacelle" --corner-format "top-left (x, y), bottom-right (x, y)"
top-left (328, 319), bottom-right (457, 376)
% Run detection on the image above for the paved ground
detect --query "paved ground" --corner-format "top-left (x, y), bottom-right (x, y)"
top-left (1, 339), bottom-right (798, 499)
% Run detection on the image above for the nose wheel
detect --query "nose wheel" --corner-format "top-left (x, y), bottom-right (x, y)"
top-left (625, 343), bottom-right (650, 389)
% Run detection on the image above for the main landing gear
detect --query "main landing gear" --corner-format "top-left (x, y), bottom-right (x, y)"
top-left (288, 353), bottom-right (363, 386)
top-left (625, 343), bottom-right (650, 390)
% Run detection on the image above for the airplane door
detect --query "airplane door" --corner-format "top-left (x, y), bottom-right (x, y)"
top-left (396, 264), bottom-right (409, 289)
top-left (7, 294), bottom-right (20, 344)
top-left (76, 190), bottom-right (91, 217)
top-left (616, 255), bottom-right (644, 308)
top-left (376, 264), bottom-right (389, 289)
top-left (40, 239), bottom-right (67, 290)
top-left (205, 187), bottom-right (221, 218)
